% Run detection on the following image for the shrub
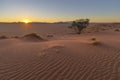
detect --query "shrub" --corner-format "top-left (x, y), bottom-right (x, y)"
top-left (70, 19), bottom-right (90, 34)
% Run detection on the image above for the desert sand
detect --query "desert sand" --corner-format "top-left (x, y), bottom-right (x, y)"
top-left (0, 23), bottom-right (120, 80)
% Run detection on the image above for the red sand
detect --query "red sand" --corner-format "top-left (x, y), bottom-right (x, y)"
top-left (0, 23), bottom-right (120, 80)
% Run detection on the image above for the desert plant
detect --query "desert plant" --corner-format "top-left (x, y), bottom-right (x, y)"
top-left (70, 19), bottom-right (90, 34)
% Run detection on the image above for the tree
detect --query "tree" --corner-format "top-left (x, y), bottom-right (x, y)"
top-left (71, 19), bottom-right (90, 34)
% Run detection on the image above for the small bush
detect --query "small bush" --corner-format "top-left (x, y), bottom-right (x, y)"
top-left (70, 19), bottom-right (90, 34)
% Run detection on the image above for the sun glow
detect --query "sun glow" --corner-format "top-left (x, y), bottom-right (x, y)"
top-left (22, 19), bottom-right (31, 24)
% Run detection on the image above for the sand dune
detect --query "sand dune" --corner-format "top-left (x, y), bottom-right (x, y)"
top-left (20, 33), bottom-right (45, 42)
top-left (0, 23), bottom-right (120, 80)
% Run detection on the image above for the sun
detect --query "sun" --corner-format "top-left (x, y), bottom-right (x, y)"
top-left (22, 19), bottom-right (31, 24)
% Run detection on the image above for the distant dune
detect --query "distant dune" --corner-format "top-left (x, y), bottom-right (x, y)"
top-left (0, 23), bottom-right (120, 80)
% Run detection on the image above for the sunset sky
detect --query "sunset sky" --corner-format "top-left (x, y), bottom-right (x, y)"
top-left (0, 0), bottom-right (120, 22)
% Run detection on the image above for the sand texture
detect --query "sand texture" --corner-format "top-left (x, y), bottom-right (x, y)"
top-left (0, 23), bottom-right (120, 80)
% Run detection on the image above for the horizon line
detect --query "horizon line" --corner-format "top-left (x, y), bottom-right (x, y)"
top-left (0, 21), bottom-right (120, 24)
